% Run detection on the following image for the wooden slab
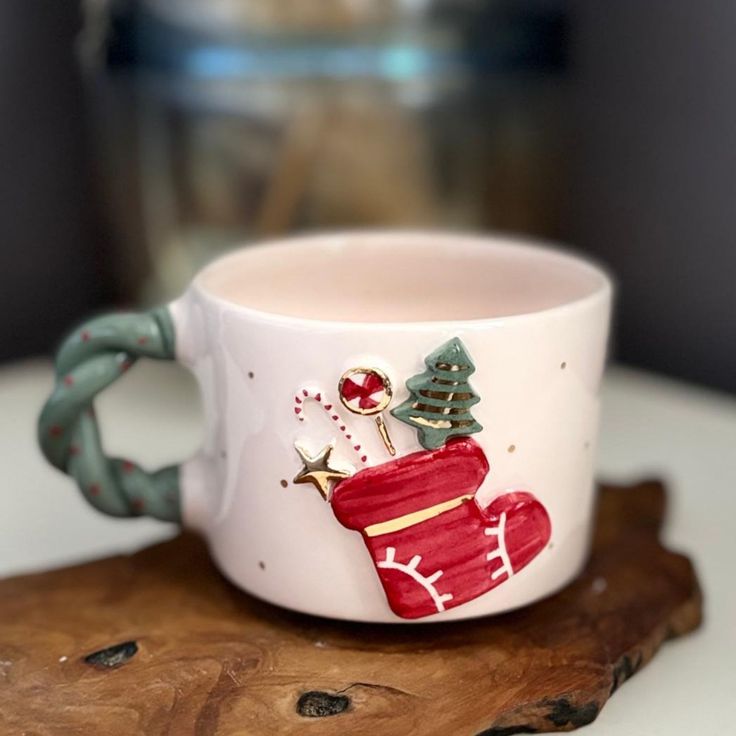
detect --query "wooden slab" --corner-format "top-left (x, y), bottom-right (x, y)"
top-left (0, 481), bottom-right (702, 735)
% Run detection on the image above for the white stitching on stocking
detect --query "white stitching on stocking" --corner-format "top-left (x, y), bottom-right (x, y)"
top-left (377, 547), bottom-right (453, 613)
top-left (484, 511), bottom-right (514, 581)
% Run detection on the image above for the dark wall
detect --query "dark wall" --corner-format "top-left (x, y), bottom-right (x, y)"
top-left (572, 1), bottom-right (736, 392)
top-left (0, 1), bottom-right (113, 361)
top-left (0, 1), bottom-right (734, 394)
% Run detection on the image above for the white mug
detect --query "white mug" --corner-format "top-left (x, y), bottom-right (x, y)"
top-left (39, 232), bottom-right (612, 623)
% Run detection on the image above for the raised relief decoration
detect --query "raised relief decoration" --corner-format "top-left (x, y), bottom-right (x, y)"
top-left (291, 338), bottom-right (552, 619)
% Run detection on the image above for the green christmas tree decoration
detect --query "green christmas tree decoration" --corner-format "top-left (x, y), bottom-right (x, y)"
top-left (391, 337), bottom-right (483, 450)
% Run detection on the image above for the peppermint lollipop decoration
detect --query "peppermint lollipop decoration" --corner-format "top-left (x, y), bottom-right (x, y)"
top-left (339, 367), bottom-right (396, 456)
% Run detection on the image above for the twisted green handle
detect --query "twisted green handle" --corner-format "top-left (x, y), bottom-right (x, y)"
top-left (38, 307), bottom-right (181, 522)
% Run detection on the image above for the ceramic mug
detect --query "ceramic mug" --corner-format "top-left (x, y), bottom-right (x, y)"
top-left (39, 232), bottom-right (612, 623)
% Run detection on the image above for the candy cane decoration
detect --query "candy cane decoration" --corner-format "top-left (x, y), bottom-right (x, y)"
top-left (294, 388), bottom-right (369, 464)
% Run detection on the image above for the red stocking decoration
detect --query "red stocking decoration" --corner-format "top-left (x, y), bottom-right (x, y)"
top-left (331, 438), bottom-right (552, 619)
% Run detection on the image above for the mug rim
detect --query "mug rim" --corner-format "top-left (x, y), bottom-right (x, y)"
top-left (190, 230), bottom-right (613, 329)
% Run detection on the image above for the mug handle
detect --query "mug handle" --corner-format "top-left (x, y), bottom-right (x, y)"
top-left (38, 306), bottom-right (182, 522)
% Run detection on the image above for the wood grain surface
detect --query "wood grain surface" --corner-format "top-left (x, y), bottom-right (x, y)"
top-left (0, 480), bottom-right (702, 735)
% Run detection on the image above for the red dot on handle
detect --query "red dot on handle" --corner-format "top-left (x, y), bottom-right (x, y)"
top-left (81, 331), bottom-right (91, 342)
top-left (137, 336), bottom-right (149, 345)
top-left (69, 445), bottom-right (80, 456)
top-left (63, 375), bottom-right (74, 387)
top-left (49, 425), bottom-right (63, 437)
top-left (89, 483), bottom-right (101, 496)
top-left (131, 498), bottom-right (144, 512)
top-left (122, 460), bottom-right (134, 473)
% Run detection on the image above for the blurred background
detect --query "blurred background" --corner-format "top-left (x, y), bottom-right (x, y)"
top-left (1, 0), bottom-right (733, 392)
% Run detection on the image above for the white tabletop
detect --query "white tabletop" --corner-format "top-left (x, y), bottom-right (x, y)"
top-left (1, 359), bottom-right (733, 735)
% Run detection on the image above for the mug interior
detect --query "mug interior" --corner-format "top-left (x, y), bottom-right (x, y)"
top-left (197, 232), bottom-right (610, 323)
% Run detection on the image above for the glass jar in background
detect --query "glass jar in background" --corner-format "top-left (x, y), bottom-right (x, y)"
top-left (81, 0), bottom-right (568, 302)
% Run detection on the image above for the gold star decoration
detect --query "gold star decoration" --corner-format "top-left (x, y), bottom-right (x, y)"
top-left (293, 442), bottom-right (354, 500)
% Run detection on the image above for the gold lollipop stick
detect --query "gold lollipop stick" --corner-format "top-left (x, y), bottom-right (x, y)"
top-left (374, 414), bottom-right (396, 456)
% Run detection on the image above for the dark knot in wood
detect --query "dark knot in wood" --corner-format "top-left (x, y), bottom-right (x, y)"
top-left (297, 691), bottom-right (350, 718)
top-left (544, 698), bottom-right (599, 728)
top-left (84, 641), bottom-right (138, 669)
